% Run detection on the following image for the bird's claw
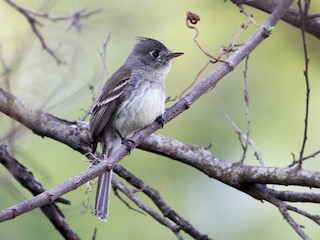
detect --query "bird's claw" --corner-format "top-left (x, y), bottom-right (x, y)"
top-left (156, 115), bottom-right (165, 128)
top-left (122, 138), bottom-right (135, 153)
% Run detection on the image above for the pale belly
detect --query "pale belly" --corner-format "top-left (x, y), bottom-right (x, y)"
top-left (113, 84), bottom-right (165, 137)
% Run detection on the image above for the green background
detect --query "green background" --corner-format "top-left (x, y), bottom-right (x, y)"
top-left (1, 0), bottom-right (320, 239)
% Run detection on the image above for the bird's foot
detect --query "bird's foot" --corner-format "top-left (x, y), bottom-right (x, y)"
top-left (121, 137), bottom-right (135, 153)
top-left (156, 115), bottom-right (165, 128)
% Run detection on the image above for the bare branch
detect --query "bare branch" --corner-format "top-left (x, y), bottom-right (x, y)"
top-left (114, 165), bottom-right (210, 240)
top-left (180, 12), bottom-right (250, 99)
top-left (266, 188), bottom-right (320, 203)
top-left (112, 181), bottom-right (146, 215)
top-left (297, 0), bottom-right (311, 168)
top-left (5, 0), bottom-right (64, 64)
top-left (81, 33), bottom-right (112, 121)
top-left (112, 177), bottom-right (186, 240)
top-left (139, 134), bottom-right (320, 188)
top-left (0, 145), bottom-right (79, 240)
top-left (236, 4), bottom-right (260, 27)
top-left (289, 150), bottom-right (320, 167)
top-left (225, 114), bottom-right (264, 165)
top-left (0, 88), bottom-right (91, 154)
top-left (250, 184), bottom-right (312, 240)
top-left (231, 0), bottom-right (320, 40)
top-left (4, 0), bottom-right (100, 64)
top-left (239, 56), bottom-right (251, 163)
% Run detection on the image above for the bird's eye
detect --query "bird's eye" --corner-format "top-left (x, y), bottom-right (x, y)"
top-left (150, 50), bottom-right (160, 58)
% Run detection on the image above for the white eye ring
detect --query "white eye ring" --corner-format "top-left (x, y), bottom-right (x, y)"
top-left (150, 50), bottom-right (160, 58)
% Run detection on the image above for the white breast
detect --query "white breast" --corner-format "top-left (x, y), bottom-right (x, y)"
top-left (113, 81), bottom-right (165, 137)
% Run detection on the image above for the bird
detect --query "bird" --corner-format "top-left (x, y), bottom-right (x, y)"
top-left (89, 37), bottom-right (183, 220)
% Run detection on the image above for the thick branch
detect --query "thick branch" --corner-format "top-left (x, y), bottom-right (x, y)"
top-left (0, 88), bottom-right (91, 154)
top-left (139, 135), bottom-right (320, 189)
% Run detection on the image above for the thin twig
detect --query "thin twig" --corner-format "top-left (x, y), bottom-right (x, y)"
top-left (285, 204), bottom-right (320, 225)
top-left (297, 0), bottom-right (311, 168)
top-left (5, 0), bottom-right (64, 64)
top-left (179, 60), bottom-right (210, 99)
top-left (245, 184), bottom-right (311, 240)
top-left (180, 12), bottom-right (250, 98)
top-left (98, 33), bottom-right (112, 95)
top-left (278, 202), bottom-right (311, 240)
top-left (289, 149), bottom-right (320, 167)
top-left (81, 33), bottom-right (112, 121)
top-left (179, 11), bottom-right (232, 99)
top-left (114, 165), bottom-right (211, 240)
top-left (225, 114), bottom-right (264, 165)
top-left (4, 0), bottom-right (100, 64)
top-left (239, 56), bottom-right (251, 163)
top-left (112, 177), bottom-right (185, 240)
top-left (236, 4), bottom-right (260, 27)
top-left (112, 180), bottom-right (146, 215)
top-left (186, 12), bottom-right (222, 62)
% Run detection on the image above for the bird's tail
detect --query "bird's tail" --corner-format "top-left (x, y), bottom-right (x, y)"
top-left (95, 169), bottom-right (113, 221)
top-left (94, 136), bottom-right (121, 221)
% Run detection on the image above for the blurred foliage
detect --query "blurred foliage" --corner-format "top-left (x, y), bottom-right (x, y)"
top-left (1, 0), bottom-right (320, 239)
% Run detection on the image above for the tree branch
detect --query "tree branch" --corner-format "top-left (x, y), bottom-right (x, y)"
top-left (112, 177), bottom-right (186, 240)
top-left (231, 0), bottom-right (320, 40)
top-left (297, 0), bottom-right (311, 167)
top-left (0, 88), bottom-right (91, 154)
top-left (4, 0), bottom-right (100, 64)
top-left (0, 145), bottom-right (79, 240)
top-left (113, 165), bottom-right (210, 240)
top-left (139, 134), bottom-right (320, 189)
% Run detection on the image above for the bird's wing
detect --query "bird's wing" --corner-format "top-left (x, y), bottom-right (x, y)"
top-left (89, 66), bottom-right (132, 152)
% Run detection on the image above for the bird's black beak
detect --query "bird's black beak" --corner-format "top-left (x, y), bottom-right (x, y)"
top-left (165, 52), bottom-right (184, 60)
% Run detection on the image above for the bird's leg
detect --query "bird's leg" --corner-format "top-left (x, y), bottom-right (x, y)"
top-left (117, 131), bottom-right (135, 153)
top-left (155, 114), bottom-right (164, 128)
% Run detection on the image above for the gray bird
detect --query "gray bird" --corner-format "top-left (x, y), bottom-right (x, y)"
top-left (89, 37), bottom-right (183, 220)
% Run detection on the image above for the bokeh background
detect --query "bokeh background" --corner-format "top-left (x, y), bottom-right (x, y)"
top-left (1, 0), bottom-right (320, 239)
